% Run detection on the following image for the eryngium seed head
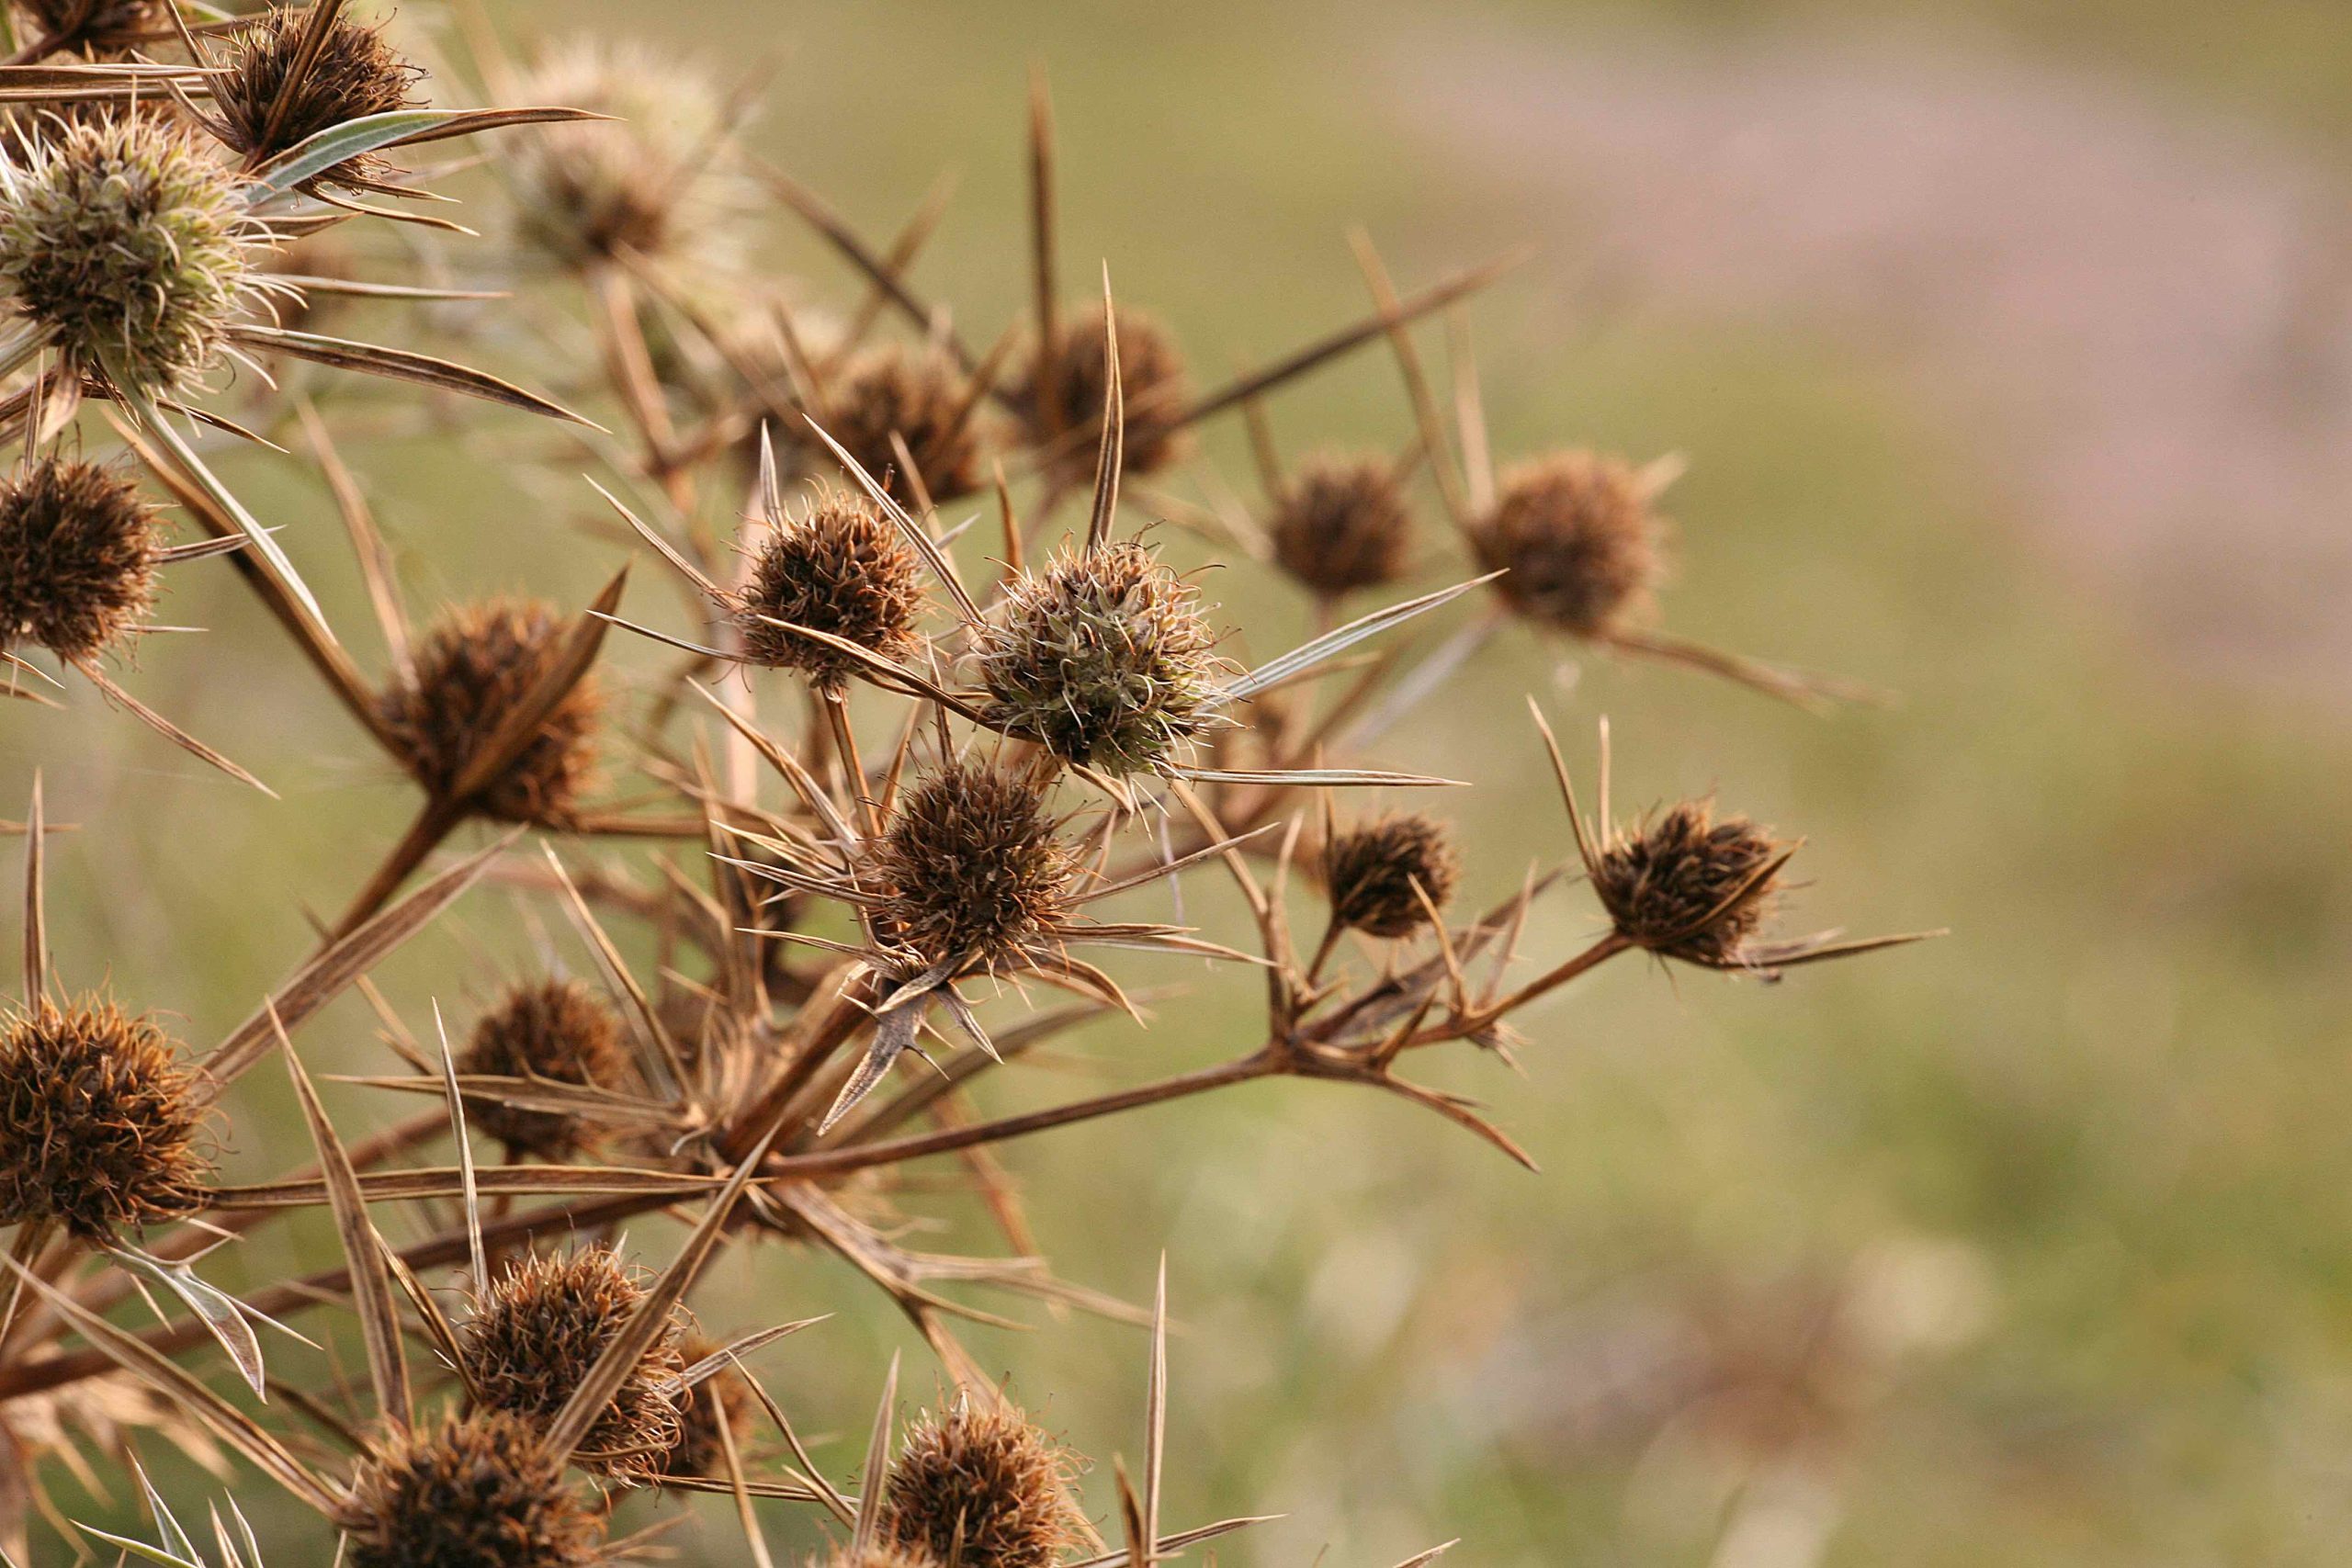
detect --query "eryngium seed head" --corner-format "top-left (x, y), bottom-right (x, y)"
top-left (0, 998), bottom-right (210, 1241)
top-left (1325, 812), bottom-right (1459, 938)
top-left (19, 0), bottom-right (167, 54)
top-left (884, 1404), bottom-right (1081, 1568)
top-left (869, 761), bottom-right (1076, 976)
top-left (819, 1549), bottom-right (944, 1568)
top-left (0, 457), bottom-right (160, 661)
top-left (458, 979), bottom-right (630, 1161)
top-left (796, 344), bottom-right (989, 502)
top-left (656, 1336), bottom-right (757, 1480)
top-left (736, 489), bottom-right (925, 687)
top-left (1469, 452), bottom-right (1662, 638)
top-left (1595, 802), bottom-right (1784, 964)
top-left (378, 600), bottom-right (602, 828)
top-left (1268, 455), bottom-right (1412, 598)
top-left (975, 542), bottom-right (1220, 776)
top-left (462, 1245), bottom-right (686, 1483)
top-left (0, 116), bottom-right (249, 390)
top-left (214, 8), bottom-right (424, 175)
top-left (345, 1410), bottom-right (604, 1568)
top-left (1015, 303), bottom-right (1191, 480)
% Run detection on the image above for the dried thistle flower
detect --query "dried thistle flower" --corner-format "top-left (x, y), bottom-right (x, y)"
top-left (16, 0), bottom-right (167, 59)
top-left (343, 1409), bottom-right (605, 1568)
top-left (796, 343), bottom-right (990, 502)
top-left (819, 1548), bottom-right (944, 1568)
top-left (1017, 302), bottom-right (1191, 480)
top-left (1469, 451), bottom-right (1662, 638)
top-left (0, 115), bottom-right (253, 390)
top-left (458, 978), bottom-right (630, 1161)
top-left (867, 761), bottom-right (1078, 977)
top-left (461, 1245), bottom-right (686, 1483)
top-left (657, 1335), bottom-right (757, 1480)
top-left (883, 1402), bottom-right (1082, 1568)
top-left (378, 599), bottom-right (603, 828)
top-left (0, 457), bottom-right (160, 662)
top-left (0, 998), bottom-right (210, 1242)
top-left (1593, 800), bottom-right (1784, 965)
top-left (736, 488), bottom-right (926, 688)
top-left (974, 541), bottom-right (1221, 776)
top-left (1325, 811), bottom-right (1459, 939)
top-left (209, 7), bottom-right (425, 178)
top-left (1268, 454), bottom-right (1413, 599)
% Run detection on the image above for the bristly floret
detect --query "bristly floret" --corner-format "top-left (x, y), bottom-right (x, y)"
top-left (377, 599), bottom-right (603, 828)
top-left (794, 343), bottom-right (989, 503)
top-left (0, 457), bottom-right (161, 662)
top-left (0, 998), bottom-right (211, 1242)
top-left (974, 541), bottom-right (1221, 777)
top-left (736, 488), bottom-right (925, 688)
top-left (211, 7), bottom-right (425, 177)
top-left (462, 1245), bottom-right (687, 1483)
top-left (1469, 451), bottom-right (1662, 638)
top-left (868, 761), bottom-right (1077, 976)
top-left (344, 1409), bottom-right (605, 1568)
top-left (656, 1334), bottom-right (757, 1480)
top-left (883, 1402), bottom-right (1082, 1568)
top-left (1268, 454), bottom-right (1413, 599)
top-left (458, 978), bottom-right (631, 1162)
top-left (1594, 801), bottom-right (1784, 964)
top-left (17, 0), bottom-right (169, 58)
top-left (1015, 302), bottom-right (1191, 481)
top-left (1325, 812), bottom-right (1460, 939)
top-left (0, 115), bottom-right (251, 391)
top-left (819, 1548), bottom-right (944, 1568)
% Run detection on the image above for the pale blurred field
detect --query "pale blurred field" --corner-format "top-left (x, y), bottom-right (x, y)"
top-left (11, 1), bottom-right (2352, 1563)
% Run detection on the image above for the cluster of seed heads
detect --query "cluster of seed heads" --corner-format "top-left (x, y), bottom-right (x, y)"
top-left (0, 998), bottom-right (209, 1241)
top-left (0, 457), bottom-right (159, 661)
top-left (457, 977), bottom-right (631, 1161)
top-left (736, 488), bottom-right (926, 686)
top-left (1469, 451), bottom-right (1663, 638)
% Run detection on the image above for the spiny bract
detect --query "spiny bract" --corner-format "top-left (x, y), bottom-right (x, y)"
top-left (0, 457), bottom-right (160, 662)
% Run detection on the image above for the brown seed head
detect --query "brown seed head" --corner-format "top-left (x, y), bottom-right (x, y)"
top-left (461, 1244), bottom-right (686, 1483)
top-left (18, 0), bottom-right (168, 55)
top-left (378, 599), bottom-right (602, 828)
top-left (0, 998), bottom-right (210, 1242)
top-left (797, 344), bottom-right (990, 502)
top-left (884, 1403), bottom-right (1082, 1568)
top-left (735, 488), bottom-right (925, 687)
top-left (656, 1334), bottom-right (758, 1480)
top-left (816, 1548), bottom-right (943, 1568)
top-left (1324, 812), bottom-right (1460, 939)
top-left (1016, 303), bottom-right (1192, 480)
top-left (1469, 451), bottom-right (1662, 638)
top-left (213, 8), bottom-right (424, 177)
top-left (0, 457), bottom-right (160, 662)
top-left (1268, 454), bottom-right (1413, 599)
top-left (344, 1409), bottom-right (605, 1568)
top-left (868, 761), bottom-right (1077, 976)
top-left (1594, 801), bottom-right (1785, 964)
top-left (458, 978), bottom-right (630, 1162)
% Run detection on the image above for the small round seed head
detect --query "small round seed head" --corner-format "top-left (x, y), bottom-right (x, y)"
top-left (868, 761), bottom-right (1077, 976)
top-left (975, 541), bottom-right (1222, 776)
top-left (458, 979), bottom-right (630, 1161)
top-left (1324, 812), bottom-right (1460, 939)
top-left (344, 1409), bottom-right (604, 1568)
top-left (817, 1548), bottom-right (943, 1568)
top-left (213, 8), bottom-right (424, 177)
top-left (735, 489), bottom-right (925, 688)
top-left (656, 1335), bottom-right (757, 1480)
top-left (1016, 303), bottom-right (1192, 481)
top-left (0, 116), bottom-right (251, 390)
top-left (1268, 454), bottom-right (1413, 599)
top-left (18, 0), bottom-right (168, 57)
top-left (378, 599), bottom-right (602, 828)
top-left (796, 344), bottom-right (990, 503)
top-left (0, 457), bottom-right (161, 662)
top-left (0, 998), bottom-right (210, 1242)
top-left (1469, 451), bottom-right (1662, 638)
top-left (1594, 802), bottom-right (1785, 964)
top-left (462, 1245), bottom-right (686, 1483)
top-left (883, 1403), bottom-right (1082, 1568)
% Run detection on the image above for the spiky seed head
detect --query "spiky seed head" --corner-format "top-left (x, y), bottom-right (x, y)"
top-left (377, 599), bottom-right (602, 828)
top-left (0, 457), bottom-right (161, 662)
top-left (883, 1403), bottom-right (1082, 1568)
top-left (795, 343), bottom-right (990, 502)
top-left (344, 1409), bottom-right (605, 1568)
top-left (974, 541), bottom-right (1222, 776)
top-left (0, 998), bottom-right (210, 1242)
top-left (817, 1548), bottom-right (944, 1568)
top-left (868, 761), bottom-right (1077, 976)
top-left (213, 8), bottom-right (424, 177)
top-left (1268, 454), bottom-right (1413, 598)
top-left (735, 488), bottom-right (925, 687)
top-left (1594, 802), bottom-right (1785, 964)
top-left (457, 978), bottom-right (631, 1162)
top-left (18, 0), bottom-right (168, 56)
top-left (1015, 303), bottom-right (1192, 480)
top-left (461, 1245), bottom-right (687, 1483)
top-left (0, 116), bottom-right (251, 391)
top-left (1324, 812), bottom-right (1460, 939)
top-left (656, 1335), bottom-right (758, 1480)
top-left (1469, 451), bottom-right (1662, 638)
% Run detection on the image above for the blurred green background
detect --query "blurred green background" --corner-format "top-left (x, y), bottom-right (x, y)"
top-left (12, 0), bottom-right (2352, 1562)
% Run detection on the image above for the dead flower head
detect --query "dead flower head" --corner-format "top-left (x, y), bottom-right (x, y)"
top-left (209, 7), bottom-right (426, 180)
top-left (795, 343), bottom-right (991, 503)
top-left (1325, 811), bottom-right (1459, 939)
top-left (1017, 302), bottom-right (1191, 481)
top-left (736, 487), bottom-right (926, 688)
top-left (657, 1333), bottom-right (758, 1480)
top-left (344, 1409), bottom-right (605, 1568)
top-left (0, 457), bottom-right (161, 663)
top-left (884, 1402), bottom-right (1082, 1568)
top-left (1269, 454), bottom-right (1413, 599)
top-left (458, 977), bottom-right (631, 1161)
top-left (867, 760), bottom-right (1079, 978)
top-left (17, 0), bottom-right (169, 59)
top-left (1470, 451), bottom-right (1662, 639)
top-left (1593, 800), bottom-right (1786, 966)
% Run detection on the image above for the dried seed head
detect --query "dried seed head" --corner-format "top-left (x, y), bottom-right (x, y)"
top-left (0, 116), bottom-right (252, 389)
top-left (884, 1403), bottom-right (1082, 1568)
top-left (0, 457), bottom-right (161, 662)
top-left (1324, 812), bottom-right (1460, 939)
top-left (462, 1245), bottom-right (687, 1483)
top-left (818, 1548), bottom-right (944, 1568)
top-left (17, 0), bottom-right (167, 57)
top-left (868, 761), bottom-right (1077, 976)
top-left (1594, 801), bottom-right (1785, 964)
top-left (1016, 303), bottom-right (1192, 480)
top-left (735, 488), bottom-right (925, 688)
top-left (344, 1409), bottom-right (604, 1568)
top-left (656, 1335), bottom-right (758, 1480)
top-left (458, 978), bottom-right (630, 1162)
top-left (0, 998), bottom-right (210, 1242)
top-left (1268, 454), bottom-right (1413, 599)
top-left (1469, 452), bottom-right (1662, 638)
top-left (378, 599), bottom-right (602, 828)
top-left (796, 344), bottom-right (990, 503)
top-left (213, 8), bottom-right (424, 177)
top-left (975, 541), bottom-right (1222, 776)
